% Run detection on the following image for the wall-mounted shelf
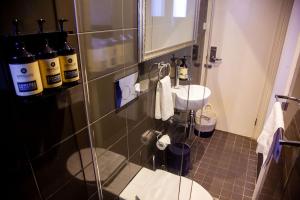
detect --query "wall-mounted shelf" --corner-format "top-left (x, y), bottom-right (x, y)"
top-left (0, 30), bottom-right (80, 103)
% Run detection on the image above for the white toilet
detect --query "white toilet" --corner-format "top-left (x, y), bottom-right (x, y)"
top-left (120, 167), bottom-right (213, 200)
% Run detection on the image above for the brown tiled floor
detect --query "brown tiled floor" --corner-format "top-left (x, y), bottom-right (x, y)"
top-left (186, 130), bottom-right (258, 200)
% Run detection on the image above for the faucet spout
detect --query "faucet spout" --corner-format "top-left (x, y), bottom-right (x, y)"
top-left (171, 54), bottom-right (180, 88)
top-left (175, 66), bottom-right (179, 88)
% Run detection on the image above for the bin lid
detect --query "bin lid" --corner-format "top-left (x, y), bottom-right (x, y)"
top-left (168, 143), bottom-right (190, 155)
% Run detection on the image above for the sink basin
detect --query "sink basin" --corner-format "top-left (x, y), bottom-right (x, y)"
top-left (172, 85), bottom-right (211, 111)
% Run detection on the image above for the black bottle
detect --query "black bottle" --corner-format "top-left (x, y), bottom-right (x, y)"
top-left (57, 19), bottom-right (79, 85)
top-left (37, 19), bottom-right (62, 90)
top-left (8, 19), bottom-right (43, 97)
top-left (179, 56), bottom-right (188, 80)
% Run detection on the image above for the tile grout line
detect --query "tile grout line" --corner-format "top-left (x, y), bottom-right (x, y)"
top-left (25, 149), bottom-right (44, 200)
top-left (88, 109), bottom-right (117, 127)
top-left (193, 134), bottom-right (214, 185)
top-left (227, 134), bottom-right (237, 200)
top-left (30, 125), bottom-right (89, 161)
top-left (86, 65), bottom-right (126, 84)
top-left (97, 135), bottom-right (128, 160)
top-left (241, 139), bottom-right (248, 198)
top-left (236, 136), bottom-right (246, 198)
top-left (217, 134), bottom-right (235, 199)
top-left (77, 27), bottom-right (138, 35)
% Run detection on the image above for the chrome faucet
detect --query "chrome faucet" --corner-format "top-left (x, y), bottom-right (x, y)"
top-left (187, 110), bottom-right (195, 139)
top-left (175, 65), bottom-right (180, 88)
top-left (171, 55), bottom-right (180, 88)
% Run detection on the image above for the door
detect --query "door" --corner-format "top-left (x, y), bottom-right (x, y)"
top-left (201, 0), bottom-right (286, 137)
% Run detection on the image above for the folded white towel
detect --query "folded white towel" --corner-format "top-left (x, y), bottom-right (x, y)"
top-left (155, 76), bottom-right (174, 121)
top-left (256, 102), bottom-right (284, 164)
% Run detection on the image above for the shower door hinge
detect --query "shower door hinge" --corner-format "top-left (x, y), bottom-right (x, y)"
top-left (254, 118), bottom-right (258, 126)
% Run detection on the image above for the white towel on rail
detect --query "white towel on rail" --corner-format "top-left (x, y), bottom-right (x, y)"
top-left (155, 76), bottom-right (174, 121)
top-left (256, 101), bottom-right (284, 164)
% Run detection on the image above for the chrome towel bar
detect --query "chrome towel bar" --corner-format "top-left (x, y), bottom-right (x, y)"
top-left (275, 94), bottom-right (300, 111)
top-left (279, 140), bottom-right (300, 147)
top-left (158, 63), bottom-right (171, 81)
top-left (275, 94), bottom-right (300, 147)
top-left (148, 62), bottom-right (171, 81)
top-left (275, 94), bottom-right (300, 104)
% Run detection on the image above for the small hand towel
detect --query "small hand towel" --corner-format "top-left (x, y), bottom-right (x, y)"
top-left (256, 102), bottom-right (284, 164)
top-left (155, 76), bottom-right (174, 121)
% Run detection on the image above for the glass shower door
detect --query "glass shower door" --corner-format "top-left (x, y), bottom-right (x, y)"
top-left (177, 0), bottom-right (216, 199)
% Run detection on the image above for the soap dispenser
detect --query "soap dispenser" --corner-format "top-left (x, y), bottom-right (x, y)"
top-left (179, 56), bottom-right (188, 80)
top-left (37, 19), bottom-right (62, 90)
top-left (8, 19), bottom-right (43, 97)
top-left (57, 19), bottom-right (79, 85)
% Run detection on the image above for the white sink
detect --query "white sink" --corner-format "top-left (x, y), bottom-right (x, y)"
top-left (172, 85), bottom-right (211, 111)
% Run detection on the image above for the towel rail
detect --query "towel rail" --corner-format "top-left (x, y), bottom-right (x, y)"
top-left (275, 94), bottom-right (300, 147)
top-left (158, 63), bottom-right (171, 81)
top-left (275, 94), bottom-right (300, 111)
top-left (279, 140), bottom-right (300, 147)
top-left (275, 94), bottom-right (300, 104)
top-left (148, 62), bottom-right (171, 82)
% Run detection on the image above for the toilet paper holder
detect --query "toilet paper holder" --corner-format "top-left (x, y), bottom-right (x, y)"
top-left (154, 130), bottom-right (163, 139)
top-left (140, 130), bottom-right (164, 145)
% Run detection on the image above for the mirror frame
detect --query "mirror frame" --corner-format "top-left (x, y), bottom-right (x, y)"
top-left (138, 0), bottom-right (200, 62)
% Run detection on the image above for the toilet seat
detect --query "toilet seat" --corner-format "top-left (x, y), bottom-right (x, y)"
top-left (120, 168), bottom-right (213, 200)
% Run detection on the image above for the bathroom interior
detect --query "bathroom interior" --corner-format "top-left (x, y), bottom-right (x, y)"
top-left (1, 0), bottom-right (300, 200)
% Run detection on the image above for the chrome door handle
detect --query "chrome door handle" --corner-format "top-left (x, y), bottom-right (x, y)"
top-left (204, 64), bottom-right (212, 68)
top-left (209, 46), bottom-right (222, 63)
top-left (210, 56), bottom-right (222, 63)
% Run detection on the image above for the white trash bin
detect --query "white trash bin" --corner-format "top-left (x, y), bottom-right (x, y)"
top-left (195, 104), bottom-right (217, 138)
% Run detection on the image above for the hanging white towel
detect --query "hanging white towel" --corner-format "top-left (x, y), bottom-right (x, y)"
top-left (155, 76), bottom-right (174, 121)
top-left (256, 102), bottom-right (284, 164)
top-left (253, 102), bottom-right (285, 200)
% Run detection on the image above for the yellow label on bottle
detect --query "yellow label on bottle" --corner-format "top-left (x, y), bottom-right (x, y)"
top-left (38, 57), bottom-right (62, 88)
top-left (179, 67), bottom-right (188, 79)
top-left (59, 54), bottom-right (79, 83)
top-left (9, 61), bottom-right (43, 96)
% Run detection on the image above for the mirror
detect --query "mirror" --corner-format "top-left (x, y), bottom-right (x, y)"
top-left (138, 0), bottom-right (199, 61)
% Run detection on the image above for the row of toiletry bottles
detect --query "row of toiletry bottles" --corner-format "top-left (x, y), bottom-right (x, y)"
top-left (8, 19), bottom-right (79, 97)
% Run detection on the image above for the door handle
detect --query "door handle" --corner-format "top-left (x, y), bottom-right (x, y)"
top-left (210, 56), bottom-right (222, 63)
top-left (209, 46), bottom-right (222, 63)
top-left (204, 64), bottom-right (212, 68)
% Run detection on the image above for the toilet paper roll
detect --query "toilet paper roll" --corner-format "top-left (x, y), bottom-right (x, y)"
top-left (156, 134), bottom-right (171, 150)
top-left (135, 83), bottom-right (141, 93)
top-left (141, 130), bottom-right (155, 145)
